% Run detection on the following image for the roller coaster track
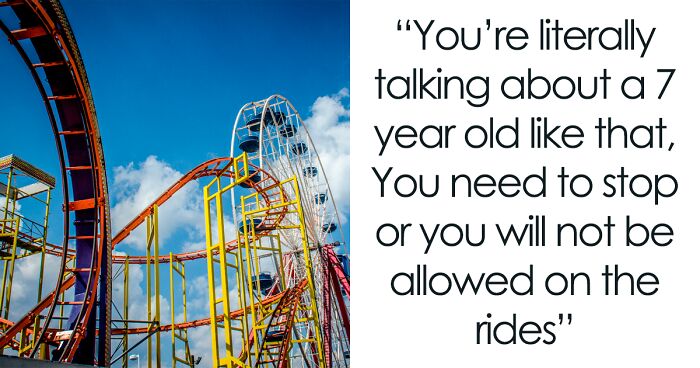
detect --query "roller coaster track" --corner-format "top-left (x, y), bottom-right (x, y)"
top-left (0, 156), bottom-right (283, 343)
top-left (255, 279), bottom-right (307, 367)
top-left (111, 284), bottom-right (293, 336)
top-left (0, 157), bottom-right (350, 365)
top-left (0, 0), bottom-right (110, 364)
top-left (111, 157), bottom-right (284, 265)
top-left (0, 151), bottom-right (350, 349)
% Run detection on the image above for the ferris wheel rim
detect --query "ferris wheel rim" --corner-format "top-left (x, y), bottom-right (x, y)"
top-left (229, 94), bottom-right (347, 250)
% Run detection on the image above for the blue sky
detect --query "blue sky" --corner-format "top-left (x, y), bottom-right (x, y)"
top-left (2, 0), bottom-right (350, 154)
top-left (1, 0), bottom-right (349, 236)
top-left (63, 0), bottom-right (350, 170)
top-left (1, 0), bottom-right (348, 364)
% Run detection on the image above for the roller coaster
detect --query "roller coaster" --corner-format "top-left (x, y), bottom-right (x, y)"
top-left (0, 1), bottom-right (349, 367)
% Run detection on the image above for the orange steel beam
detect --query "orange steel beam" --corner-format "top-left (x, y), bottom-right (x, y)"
top-left (112, 157), bottom-right (235, 246)
top-left (111, 158), bottom-right (285, 264)
top-left (0, 1), bottom-right (24, 7)
top-left (0, 276), bottom-right (76, 347)
top-left (10, 26), bottom-right (47, 39)
top-left (2, 279), bottom-right (296, 343)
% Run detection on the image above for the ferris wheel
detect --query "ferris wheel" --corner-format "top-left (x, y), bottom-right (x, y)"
top-left (230, 95), bottom-right (345, 251)
top-left (230, 95), bottom-right (350, 366)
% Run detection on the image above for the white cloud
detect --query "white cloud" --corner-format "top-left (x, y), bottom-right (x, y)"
top-left (7, 254), bottom-right (61, 321)
top-left (304, 89), bottom-right (350, 221)
top-left (111, 156), bottom-right (204, 251)
top-left (0, 195), bottom-right (21, 212)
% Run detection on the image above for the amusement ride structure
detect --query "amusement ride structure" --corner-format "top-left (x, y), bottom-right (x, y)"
top-left (0, 1), bottom-right (350, 367)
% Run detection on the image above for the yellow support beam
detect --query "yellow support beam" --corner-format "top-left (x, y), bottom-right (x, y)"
top-left (292, 176), bottom-right (326, 368)
top-left (204, 153), bottom-right (251, 368)
top-left (146, 205), bottom-right (162, 368)
top-left (122, 256), bottom-right (130, 368)
top-left (203, 153), bottom-right (326, 367)
top-left (0, 219), bottom-right (20, 320)
top-left (0, 159), bottom-right (53, 356)
top-left (239, 176), bottom-right (325, 367)
top-left (170, 252), bottom-right (194, 367)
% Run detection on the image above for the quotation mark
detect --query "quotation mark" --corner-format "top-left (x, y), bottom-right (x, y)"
top-left (397, 19), bottom-right (412, 31)
top-left (558, 313), bottom-right (573, 325)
